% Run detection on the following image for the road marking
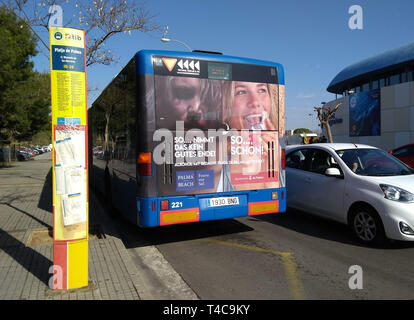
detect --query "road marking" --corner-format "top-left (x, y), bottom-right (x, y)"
top-left (201, 238), bottom-right (306, 300)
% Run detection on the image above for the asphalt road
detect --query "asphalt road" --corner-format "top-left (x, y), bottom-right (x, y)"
top-left (116, 208), bottom-right (414, 300)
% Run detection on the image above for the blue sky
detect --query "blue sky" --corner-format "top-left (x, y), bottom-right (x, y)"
top-left (33, 0), bottom-right (414, 130)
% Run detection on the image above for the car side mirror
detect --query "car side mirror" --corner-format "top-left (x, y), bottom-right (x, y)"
top-left (325, 167), bottom-right (343, 178)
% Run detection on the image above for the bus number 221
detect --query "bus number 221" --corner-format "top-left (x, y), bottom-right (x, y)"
top-left (171, 202), bottom-right (183, 209)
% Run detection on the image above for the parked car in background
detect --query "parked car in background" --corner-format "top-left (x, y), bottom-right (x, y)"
top-left (16, 150), bottom-right (32, 161)
top-left (34, 146), bottom-right (44, 154)
top-left (286, 143), bottom-right (414, 245)
top-left (389, 143), bottom-right (414, 169)
top-left (0, 148), bottom-right (32, 161)
top-left (93, 146), bottom-right (104, 159)
top-left (20, 147), bottom-right (36, 157)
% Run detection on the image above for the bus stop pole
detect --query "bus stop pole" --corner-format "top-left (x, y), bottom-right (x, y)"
top-left (49, 27), bottom-right (89, 290)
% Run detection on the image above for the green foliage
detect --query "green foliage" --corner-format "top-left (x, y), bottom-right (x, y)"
top-left (31, 130), bottom-right (51, 145)
top-left (293, 128), bottom-right (313, 134)
top-left (0, 7), bottom-right (37, 87)
top-left (25, 72), bottom-right (51, 139)
top-left (0, 7), bottom-right (50, 143)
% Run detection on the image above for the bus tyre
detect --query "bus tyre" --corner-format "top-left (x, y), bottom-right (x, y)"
top-left (350, 205), bottom-right (386, 246)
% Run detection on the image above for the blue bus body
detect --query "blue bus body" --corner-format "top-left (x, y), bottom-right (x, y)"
top-left (89, 50), bottom-right (286, 227)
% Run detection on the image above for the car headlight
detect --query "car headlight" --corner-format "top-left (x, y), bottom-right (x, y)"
top-left (380, 184), bottom-right (414, 202)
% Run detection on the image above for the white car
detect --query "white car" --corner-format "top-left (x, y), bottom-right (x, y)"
top-left (285, 143), bottom-right (414, 244)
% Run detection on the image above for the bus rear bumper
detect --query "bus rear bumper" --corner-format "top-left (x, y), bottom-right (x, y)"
top-left (137, 188), bottom-right (286, 228)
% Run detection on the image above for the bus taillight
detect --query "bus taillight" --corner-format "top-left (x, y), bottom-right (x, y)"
top-left (281, 149), bottom-right (286, 169)
top-left (138, 152), bottom-right (152, 176)
top-left (160, 200), bottom-right (169, 211)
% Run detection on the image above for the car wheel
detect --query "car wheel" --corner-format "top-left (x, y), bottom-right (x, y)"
top-left (350, 205), bottom-right (386, 245)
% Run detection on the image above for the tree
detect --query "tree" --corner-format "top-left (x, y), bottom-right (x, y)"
top-left (0, 6), bottom-right (38, 143)
top-left (2, 0), bottom-right (159, 67)
top-left (314, 103), bottom-right (342, 143)
top-left (293, 128), bottom-right (313, 135)
top-left (25, 72), bottom-right (51, 139)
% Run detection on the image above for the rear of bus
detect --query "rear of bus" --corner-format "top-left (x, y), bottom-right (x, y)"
top-left (136, 50), bottom-right (286, 227)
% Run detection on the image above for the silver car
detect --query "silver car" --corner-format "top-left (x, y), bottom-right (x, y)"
top-left (286, 143), bottom-right (414, 245)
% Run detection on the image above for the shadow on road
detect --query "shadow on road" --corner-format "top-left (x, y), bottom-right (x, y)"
top-left (2, 203), bottom-right (50, 230)
top-left (255, 207), bottom-right (414, 250)
top-left (91, 185), bottom-right (254, 249)
top-left (37, 168), bottom-right (53, 214)
top-left (0, 227), bottom-right (52, 287)
top-left (124, 219), bottom-right (254, 248)
top-left (90, 175), bottom-right (414, 250)
top-left (90, 182), bottom-right (414, 251)
top-left (0, 163), bottom-right (52, 227)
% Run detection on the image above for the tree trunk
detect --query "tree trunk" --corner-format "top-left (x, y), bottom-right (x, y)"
top-left (325, 122), bottom-right (333, 143)
top-left (104, 113), bottom-right (110, 160)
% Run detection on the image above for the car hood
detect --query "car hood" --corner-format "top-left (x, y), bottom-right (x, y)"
top-left (363, 174), bottom-right (414, 193)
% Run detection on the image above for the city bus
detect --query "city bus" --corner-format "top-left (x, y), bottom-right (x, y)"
top-left (88, 50), bottom-right (286, 227)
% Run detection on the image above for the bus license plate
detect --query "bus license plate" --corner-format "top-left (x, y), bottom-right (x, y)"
top-left (208, 197), bottom-right (239, 207)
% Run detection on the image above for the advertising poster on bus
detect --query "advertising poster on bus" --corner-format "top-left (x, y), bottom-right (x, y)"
top-left (153, 58), bottom-right (284, 196)
top-left (349, 88), bottom-right (381, 137)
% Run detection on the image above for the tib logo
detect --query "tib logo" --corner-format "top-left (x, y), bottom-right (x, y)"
top-left (65, 33), bottom-right (82, 41)
top-left (54, 31), bottom-right (81, 41)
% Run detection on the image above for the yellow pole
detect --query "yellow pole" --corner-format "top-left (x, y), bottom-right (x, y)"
top-left (49, 27), bottom-right (88, 290)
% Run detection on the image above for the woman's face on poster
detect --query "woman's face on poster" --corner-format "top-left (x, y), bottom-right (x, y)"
top-left (229, 81), bottom-right (271, 130)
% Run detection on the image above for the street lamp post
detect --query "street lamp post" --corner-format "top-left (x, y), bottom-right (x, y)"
top-left (160, 26), bottom-right (192, 51)
top-left (161, 37), bottom-right (192, 51)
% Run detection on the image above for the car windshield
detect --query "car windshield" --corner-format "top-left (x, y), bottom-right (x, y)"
top-left (336, 148), bottom-right (414, 176)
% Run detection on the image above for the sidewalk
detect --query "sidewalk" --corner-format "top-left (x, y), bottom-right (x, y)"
top-left (0, 153), bottom-right (197, 300)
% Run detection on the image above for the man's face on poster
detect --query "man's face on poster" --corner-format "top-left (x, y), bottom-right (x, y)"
top-left (170, 78), bottom-right (201, 121)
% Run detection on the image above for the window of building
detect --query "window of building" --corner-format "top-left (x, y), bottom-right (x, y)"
top-left (389, 73), bottom-right (400, 85)
top-left (409, 71), bottom-right (413, 82)
top-left (362, 82), bottom-right (369, 91)
top-left (380, 78), bottom-right (386, 87)
top-left (401, 72), bottom-right (408, 83)
top-left (372, 80), bottom-right (379, 90)
top-left (356, 86), bottom-right (361, 93)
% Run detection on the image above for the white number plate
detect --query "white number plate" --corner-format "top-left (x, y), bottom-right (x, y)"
top-left (208, 196), bottom-right (239, 207)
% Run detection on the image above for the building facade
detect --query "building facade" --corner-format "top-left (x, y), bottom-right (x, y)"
top-left (324, 42), bottom-right (414, 151)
